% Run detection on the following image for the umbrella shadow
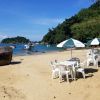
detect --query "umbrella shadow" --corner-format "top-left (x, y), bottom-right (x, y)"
top-left (98, 61), bottom-right (100, 67)
top-left (85, 68), bottom-right (98, 78)
top-left (75, 68), bottom-right (98, 79)
top-left (61, 67), bottom-right (97, 82)
top-left (84, 68), bottom-right (98, 74)
top-left (10, 61), bottom-right (21, 65)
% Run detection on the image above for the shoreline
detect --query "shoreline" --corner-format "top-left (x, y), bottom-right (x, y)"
top-left (12, 49), bottom-right (65, 57)
top-left (13, 47), bottom-right (88, 57)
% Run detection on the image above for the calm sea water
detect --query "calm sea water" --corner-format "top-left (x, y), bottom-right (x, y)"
top-left (0, 43), bottom-right (63, 56)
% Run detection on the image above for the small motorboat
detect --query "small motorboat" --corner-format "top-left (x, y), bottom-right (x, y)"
top-left (10, 45), bottom-right (16, 49)
top-left (46, 44), bottom-right (50, 47)
top-left (24, 42), bottom-right (34, 51)
top-left (24, 44), bottom-right (30, 50)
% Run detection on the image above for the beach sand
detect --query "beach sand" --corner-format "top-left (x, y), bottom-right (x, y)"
top-left (0, 49), bottom-right (100, 100)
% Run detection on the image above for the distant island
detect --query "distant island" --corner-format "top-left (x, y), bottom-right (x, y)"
top-left (1, 36), bottom-right (30, 44)
top-left (42, 1), bottom-right (100, 44)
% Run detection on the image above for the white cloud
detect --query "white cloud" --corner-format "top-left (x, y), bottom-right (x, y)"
top-left (0, 34), bottom-right (8, 39)
top-left (0, 34), bottom-right (8, 41)
top-left (32, 18), bottom-right (64, 25)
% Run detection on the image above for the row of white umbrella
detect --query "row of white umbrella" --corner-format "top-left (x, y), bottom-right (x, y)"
top-left (57, 38), bottom-right (100, 58)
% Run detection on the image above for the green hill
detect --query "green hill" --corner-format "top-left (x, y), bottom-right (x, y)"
top-left (42, 1), bottom-right (100, 44)
top-left (1, 36), bottom-right (30, 44)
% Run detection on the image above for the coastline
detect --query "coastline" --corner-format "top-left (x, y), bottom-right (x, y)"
top-left (13, 49), bottom-right (65, 57)
top-left (0, 49), bottom-right (100, 100)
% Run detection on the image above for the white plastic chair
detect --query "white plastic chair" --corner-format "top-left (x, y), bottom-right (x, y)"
top-left (50, 61), bottom-right (59, 79)
top-left (94, 57), bottom-right (99, 69)
top-left (58, 64), bottom-right (75, 83)
top-left (76, 68), bottom-right (85, 79)
top-left (58, 65), bottom-right (70, 82)
top-left (75, 61), bottom-right (85, 79)
top-left (87, 54), bottom-right (98, 68)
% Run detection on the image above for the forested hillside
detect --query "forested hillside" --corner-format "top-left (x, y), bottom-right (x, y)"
top-left (1, 36), bottom-right (30, 44)
top-left (42, 1), bottom-right (100, 44)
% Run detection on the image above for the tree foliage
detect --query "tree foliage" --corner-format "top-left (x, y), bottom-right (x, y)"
top-left (1, 36), bottom-right (30, 44)
top-left (42, 1), bottom-right (100, 44)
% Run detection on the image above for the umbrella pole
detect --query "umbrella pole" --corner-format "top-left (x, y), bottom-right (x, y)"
top-left (71, 48), bottom-right (72, 58)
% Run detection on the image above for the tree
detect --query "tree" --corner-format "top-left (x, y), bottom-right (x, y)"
top-left (42, 1), bottom-right (100, 44)
top-left (1, 36), bottom-right (30, 44)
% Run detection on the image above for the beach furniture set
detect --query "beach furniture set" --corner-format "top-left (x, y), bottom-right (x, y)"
top-left (50, 58), bottom-right (85, 83)
top-left (50, 49), bottom-right (100, 83)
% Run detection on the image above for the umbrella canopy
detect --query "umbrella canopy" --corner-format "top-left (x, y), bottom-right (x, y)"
top-left (57, 38), bottom-right (85, 58)
top-left (57, 38), bottom-right (85, 48)
top-left (87, 38), bottom-right (100, 46)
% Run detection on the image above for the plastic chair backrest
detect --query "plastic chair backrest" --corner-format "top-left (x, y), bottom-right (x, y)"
top-left (50, 61), bottom-right (55, 70)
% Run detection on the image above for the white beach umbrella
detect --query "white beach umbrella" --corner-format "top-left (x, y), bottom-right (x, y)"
top-left (87, 38), bottom-right (100, 46)
top-left (57, 38), bottom-right (85, 58)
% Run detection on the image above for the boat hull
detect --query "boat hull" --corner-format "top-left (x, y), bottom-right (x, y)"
top-left (0, 47), bottom-right (13, 66)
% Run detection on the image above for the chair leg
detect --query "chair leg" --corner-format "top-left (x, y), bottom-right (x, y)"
top-left (97, 64), bottom-right (98, 69)
top-left (87, 61), bottom-right (89, 67)
top-left (70, 71), bottom-right (74, 80)
top-left (76, 71), bottom-right (79, 79)
top-left (73, 71), bottom-right (76, 80)
top-left (66, 74), bottom-right (69, 83)
top-left (59, 74), bottom-right (62, 83)
top-left (93, 61), bottom-right (98, 69)
top-left (82, 71), bottom-right (85, 79)
top-left (96, 61), bottom-right (98, 69)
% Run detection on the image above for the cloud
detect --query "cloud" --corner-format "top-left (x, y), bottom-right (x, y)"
top-left (0, 34), bottom-right (8, 41)
top-left (0, 34), bottom-right (8, 39)
top-left (32, 18), bottom-right (64, 25)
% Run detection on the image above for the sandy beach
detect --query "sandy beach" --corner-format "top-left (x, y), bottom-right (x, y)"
top-left (0, 49), bottom-right (100, 100)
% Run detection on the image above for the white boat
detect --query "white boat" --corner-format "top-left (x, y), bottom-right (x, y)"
top-left (46, 44), bottom-right (50, 47)
top-left (24, 43), bottom-right (34, 50)
top-left (24, 44), bottom-right (30, 50)
top-left (10, 45), bottom-right (16, 49)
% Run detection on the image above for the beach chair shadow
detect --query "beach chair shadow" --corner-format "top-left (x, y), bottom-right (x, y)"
top-left (76, 68), bottom-right (98, 79)
top-left (98, 61), bottom-right (100, 67)
top-left (84, 68), bottom-right (98, 78)
top-left (84, 68), bottom-right (98, 74)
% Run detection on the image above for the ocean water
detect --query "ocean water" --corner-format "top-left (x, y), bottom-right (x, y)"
top-left (0, 43), bottom-right (64, 56)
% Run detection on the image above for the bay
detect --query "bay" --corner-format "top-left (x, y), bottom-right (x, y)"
top-left (0, 43), bottom-right (63, 56)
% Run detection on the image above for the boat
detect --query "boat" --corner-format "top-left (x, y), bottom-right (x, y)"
top-left (24, 44), bottom-right (30, 50)
top-left (0, 46), bottom-right (13, 66)
top-left (10, 45), bottom-right (16, 49)
top-left (24, 42), bottom-right (34, 50)
top-left (46, 44), bottom-right (50, 47)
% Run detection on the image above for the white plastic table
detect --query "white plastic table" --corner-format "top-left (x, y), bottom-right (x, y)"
top-left (57, 60), bottom-right (78, 80)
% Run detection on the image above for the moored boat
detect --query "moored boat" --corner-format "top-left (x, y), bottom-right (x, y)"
top-left (24, 42), bottom-right (34, 51)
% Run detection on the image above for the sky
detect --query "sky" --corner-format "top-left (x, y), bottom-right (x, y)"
top-left (0, 0), bottom-right (94, 41)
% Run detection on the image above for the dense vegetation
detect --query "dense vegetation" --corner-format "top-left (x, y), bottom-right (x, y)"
top-left (42, 1), bottom-right (100, 44)
top-left (1, 36), bottom-right (30, 44)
